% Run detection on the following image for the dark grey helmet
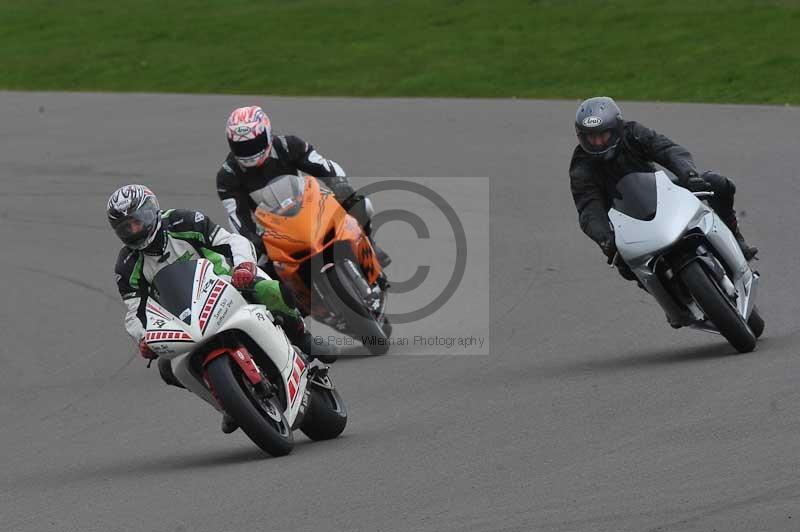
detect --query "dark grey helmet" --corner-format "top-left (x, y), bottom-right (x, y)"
top-left (575, 96), bottom-right (623, 159)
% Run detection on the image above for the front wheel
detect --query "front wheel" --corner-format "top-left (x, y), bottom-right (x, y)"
top-left (362, 317), bottom-right (392, 355)
top-left (206, 356), bottom-right (294, 456)
top-left (748, 306), bottom-right (765, 338)
top-left (325, 264), bottom-right (391, 355)
top-left (680, 261), bottom-right (756, 353)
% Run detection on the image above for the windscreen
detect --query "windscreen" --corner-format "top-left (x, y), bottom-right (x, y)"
top-left (151, 260), bottom-right (199, 324)
top-left (612, 172), bottom-right (658, 221)
top-left (257, 174), bottom-right (306, 217)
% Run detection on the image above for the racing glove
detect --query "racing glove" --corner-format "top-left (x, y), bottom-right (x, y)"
top-left (138, 339), bottom-right (157, 360)
top-left (685, 171), bottom-right (713, 193)
top-left (232, 261), bottom-right (257, 289)
top-left (340, 193), bottom-right (363, 212)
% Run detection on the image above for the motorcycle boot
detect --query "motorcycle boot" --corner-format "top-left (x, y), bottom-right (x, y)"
top-left (280, 312), bottom-right (339, 363)
top-left (704, 175), bottom-right (758, 261)
top-left (734, 229), bottom-right (758, 261)
top-left (723, 213), bottom-right (759, 261)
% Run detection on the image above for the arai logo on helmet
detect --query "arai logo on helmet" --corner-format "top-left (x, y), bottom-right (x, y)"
top-left (234, 125), bottom-right (251, 135)
top-left (582, 116), bottom-right (603, 128)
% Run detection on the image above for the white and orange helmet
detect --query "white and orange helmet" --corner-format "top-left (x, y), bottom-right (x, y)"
top-left (225, 106), bottom-right (272, 168)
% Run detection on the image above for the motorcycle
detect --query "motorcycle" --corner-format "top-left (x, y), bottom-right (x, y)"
top-left (253, 174), bottom-right (392, 355)
top-left (144, 258), bottom-right (347, 456)
top-left (608, 170), bottom-right (764, 353)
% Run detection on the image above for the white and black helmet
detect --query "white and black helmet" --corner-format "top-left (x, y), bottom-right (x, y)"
top-left (107, 184), bottom-right (162, 250)
top-left (575, 96), bottom-right (623, 159)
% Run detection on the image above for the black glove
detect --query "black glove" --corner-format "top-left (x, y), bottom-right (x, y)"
top-left (685, 171), bottom-right (712, 193)
top-left (598, 235), bottom-right (617, 264)
top-left (340, 193), bottom-right (363, 212)
top-left (328, 176), bottom-right (356, 204)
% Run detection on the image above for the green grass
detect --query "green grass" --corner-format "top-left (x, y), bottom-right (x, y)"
top-left (1, 0), bottom-right (799, 103)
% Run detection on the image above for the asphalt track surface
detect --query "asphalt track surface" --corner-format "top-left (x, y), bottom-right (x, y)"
top-left (1, 92), bottom-right (799, 532)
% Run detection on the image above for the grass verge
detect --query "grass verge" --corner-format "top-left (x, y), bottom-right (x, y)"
top-left (1, 0), bottom-right (798, 103)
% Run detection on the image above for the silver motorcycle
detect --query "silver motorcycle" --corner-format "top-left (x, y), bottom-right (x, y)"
top-left (608, 170), bottom-right (764, 353)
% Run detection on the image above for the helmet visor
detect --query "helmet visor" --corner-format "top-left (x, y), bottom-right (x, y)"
top-left (229, 131), bottom-right (270, 167)
top-left (578, 128), bottom-right (620, 155)
top-left (110, 199), bottom-right (159, 249)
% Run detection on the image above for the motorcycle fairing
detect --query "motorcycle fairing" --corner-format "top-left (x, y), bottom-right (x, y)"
top-left (254, 175), bottom-right (382, 292)
top-left (610, 171), bottom-right (707, 260)
top-left (608, 171), bottom-right (758, 328)
top-left (143, 259), bottom-right (307, 423)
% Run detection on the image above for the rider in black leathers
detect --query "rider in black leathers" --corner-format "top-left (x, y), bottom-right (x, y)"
top-left (217, 105), bottom-right (390, 271)
top-left (569, 96), bottom-right (758, 278)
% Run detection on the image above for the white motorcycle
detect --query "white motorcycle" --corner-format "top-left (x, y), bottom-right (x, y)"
top-left (608, 170), bottom-right (764, 353)
top-left (143, 258), bottom-right (347, 456)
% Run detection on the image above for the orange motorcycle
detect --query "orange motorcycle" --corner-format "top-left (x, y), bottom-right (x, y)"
top-left (253, 174), bottom-right (391, 354)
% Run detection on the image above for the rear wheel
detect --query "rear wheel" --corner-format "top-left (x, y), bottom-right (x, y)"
top-left (206, 356), bottom-right (294, 456)
top-left (300, 381), bottom-right (347, 441)
top-left (680, 261), bottom-right (756, 353)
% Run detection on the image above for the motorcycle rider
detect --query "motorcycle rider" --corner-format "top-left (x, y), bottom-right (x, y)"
top-left (108, 184), bottom-right (334, 434)
top-left (569, 96), bottom-right (758, 279)
top-left (216, 105), bottom-right (391, 272)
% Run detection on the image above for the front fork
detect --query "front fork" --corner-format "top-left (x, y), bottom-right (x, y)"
top-left (202, 346), bottom-right (276, 408)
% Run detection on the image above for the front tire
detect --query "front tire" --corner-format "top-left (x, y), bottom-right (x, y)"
top-left (360, 319), bottom-right (391, 355)
top-left (325, 264), bottom-right (391, 355)
top-left (206, 356), bottom-right (294, 457)
top-left (748, 306), bottom-right (765, 338)
top-left (362, 316), bottom-right (392, 355)
top-left (300, 383), bottom-right (348, 441)
top-left (680, 261), bottom-right (756, 353)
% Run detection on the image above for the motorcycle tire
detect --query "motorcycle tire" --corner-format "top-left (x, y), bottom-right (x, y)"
top-left (325, 263), bottom-right (390, 355)
top-left (680, 261), bottom-right (756, 353)
top-left (206, 355), bottom-right (294, 456)
top-left (300, 383), bottom-right (348, 441)
top-left (747, 306), bottom-right (765, 339)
